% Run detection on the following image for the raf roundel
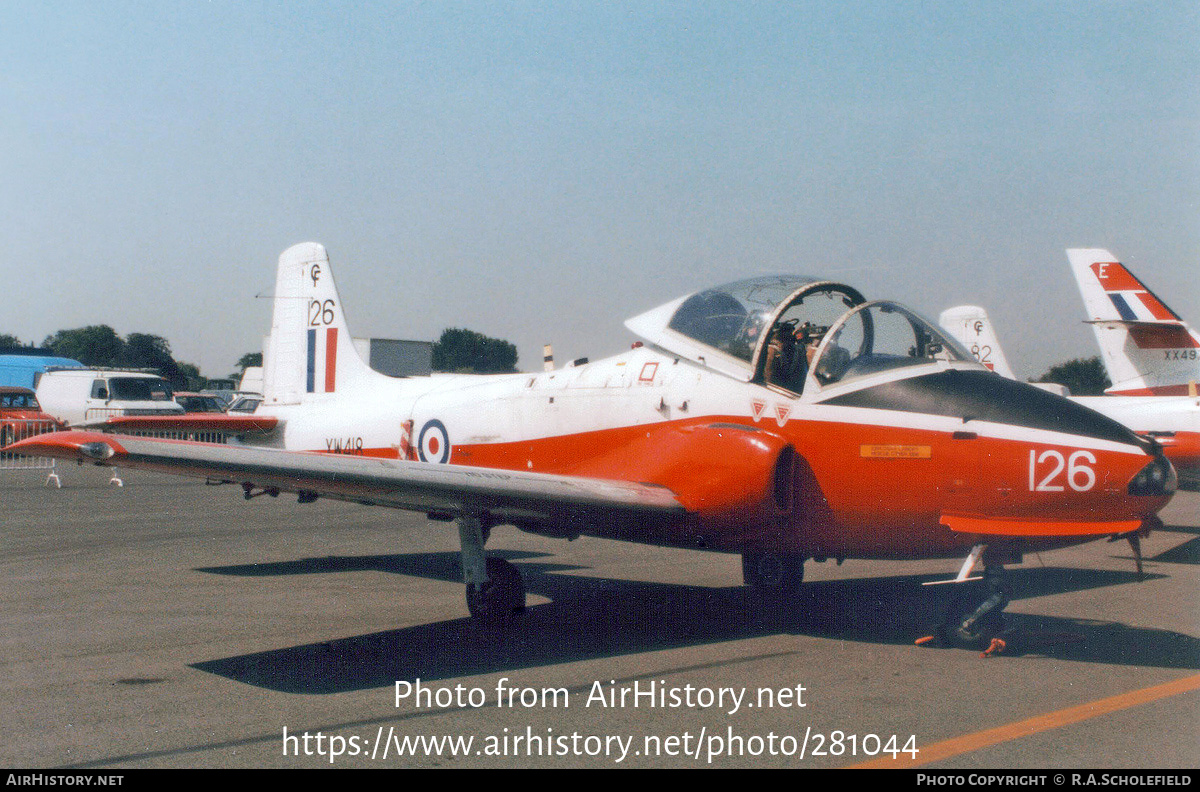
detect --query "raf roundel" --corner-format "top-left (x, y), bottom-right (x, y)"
top-left (418, 419), bottom-right (450, 464)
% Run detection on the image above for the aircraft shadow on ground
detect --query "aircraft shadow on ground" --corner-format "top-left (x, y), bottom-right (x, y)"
top-left (191, 551), bottom-right (1200, 694)
top-left (1148, 536), bottom-right (1200, 565)
top-left (1108, 522), bottom-right (1200, 565)
top-left (1160, 522), bottom-right (1200, 537)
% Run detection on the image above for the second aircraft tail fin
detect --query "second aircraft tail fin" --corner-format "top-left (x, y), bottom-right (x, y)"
top-left (938, 305), bottom-right (1016, 379)
top-left (939, 305), bottom-right (1070, 395)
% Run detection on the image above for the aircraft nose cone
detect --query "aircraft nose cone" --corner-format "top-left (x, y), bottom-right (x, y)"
top-left (1128, 453), bottom-right (1177, 497)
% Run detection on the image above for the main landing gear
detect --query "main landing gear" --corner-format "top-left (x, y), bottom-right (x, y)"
top-left (742, 551), bottom-right (807, 624)
top-left (917, 544), bottom-right (1011, 655)
top-left (457, 513), bottom-right (525, 624)
top-left (742, 551), bottom-right (806, 592)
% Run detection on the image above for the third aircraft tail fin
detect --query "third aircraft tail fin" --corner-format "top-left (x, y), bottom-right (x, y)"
top-left (1067, 249), bottom-right (1200, 396)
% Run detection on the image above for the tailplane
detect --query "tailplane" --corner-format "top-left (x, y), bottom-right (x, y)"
top-left (1067, 249), bottom-right (1200, 396)
top-left (262, 243), bottom-right (382, 406)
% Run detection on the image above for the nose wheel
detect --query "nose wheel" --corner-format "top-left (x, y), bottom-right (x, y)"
top-left (945, 563), bottom-right (1010, 648)
top-left (917, 546), bottom-right (1011, 653)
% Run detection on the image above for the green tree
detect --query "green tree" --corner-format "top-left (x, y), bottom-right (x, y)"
top-left (43, 325), bottom-right (124, 367)
top-left (1034, 356), bottom-right (1111, 396)
top-left (119, 333), bottom-right (188, 388)
top-left (175, 362), bottom-right (205, 391)
top-left (432, 328), bottom-right (519, 374)
top-left (0, 333), bottom-right (23, 349)
top-left (235, 352), bottom-right (263, 372)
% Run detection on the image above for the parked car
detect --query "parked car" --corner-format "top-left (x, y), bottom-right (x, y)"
top-left (226, 394), bottom-right (262, 414)
top-left (173, 392), bottom-right (229, 413)
top-left (35, 369), bottom-right (184, 427)
top-left (198, 389), bottom-right (235, 410)
top-left (0, 386), bottom-right (63, 448)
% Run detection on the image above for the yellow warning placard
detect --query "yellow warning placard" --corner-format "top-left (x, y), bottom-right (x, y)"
top-left (860, 445), bottom-right (932, 459)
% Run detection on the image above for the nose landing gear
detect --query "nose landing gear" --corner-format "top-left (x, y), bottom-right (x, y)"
top-left (917, 544), bottom-right (1012, 654)
top-left (947, 563), bottom-right (1010, 650)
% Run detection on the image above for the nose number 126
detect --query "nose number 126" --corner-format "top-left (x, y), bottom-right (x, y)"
top-left (1029, 449), bottom-right (1096, 492)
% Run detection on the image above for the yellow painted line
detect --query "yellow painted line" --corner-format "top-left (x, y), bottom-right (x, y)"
top-left (848, 673), bottom-right (1200, 769)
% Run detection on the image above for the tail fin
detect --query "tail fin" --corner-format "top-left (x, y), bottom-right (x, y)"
top-left (262, 243), bottom-right (381, 406)
top-left (939, 305), bottom-right (1070, 395)
top-left (938, 305), bottom-right (1016, 378)
top-left (1067, 249), bottom-right (1200, 395)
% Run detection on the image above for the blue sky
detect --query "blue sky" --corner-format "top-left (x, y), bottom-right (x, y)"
top-left (3, 1), bottom-right (1197, 378)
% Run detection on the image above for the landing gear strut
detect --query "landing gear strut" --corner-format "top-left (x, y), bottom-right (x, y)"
top-left (458, 513), bottom-right (525, 623)
top-left (949, 563), bottom-right (1009, 648)
top-left (918, 544), bottom-right (1011, 653)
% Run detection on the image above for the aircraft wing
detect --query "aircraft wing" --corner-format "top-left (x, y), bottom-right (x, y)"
top-left (77, 414), bottom-right (279, 435)
top-left (9, 431), bottom-right (686, 530)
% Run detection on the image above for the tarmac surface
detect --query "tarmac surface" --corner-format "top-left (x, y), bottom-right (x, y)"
top-left (2, 463), bottom-right (1197, 769)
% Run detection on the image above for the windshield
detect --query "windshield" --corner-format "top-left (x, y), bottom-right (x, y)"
top-left (108, 377), bottom-right (174, 401)
top-left (812, 301), bottom-right (978, 387)
top-left (1, 392), bottom-right (38, 410)
top-left (228, 397), bottom-right (261, 413)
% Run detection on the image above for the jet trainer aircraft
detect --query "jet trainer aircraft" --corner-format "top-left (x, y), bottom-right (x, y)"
top-left (942, 248), bottom-right (1200, 494)
top-left (14, 243), bottom-right (1177, 649)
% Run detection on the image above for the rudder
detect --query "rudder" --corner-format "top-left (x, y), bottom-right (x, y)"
top-left (262, 243), bottom-right (380, 406)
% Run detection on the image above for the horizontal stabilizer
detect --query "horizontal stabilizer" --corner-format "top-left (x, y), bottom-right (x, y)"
top-left (86, 415), bottom-right (279, 435)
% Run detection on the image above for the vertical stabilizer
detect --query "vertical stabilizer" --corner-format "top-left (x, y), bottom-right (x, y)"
top-left (1067, 249), bottom-right (1200, 396)
top-left (938, 305), bottom-right (1016, 378)
top-left (262, 243), bottom-right (380, 406)
top-left (939, 305), bottom-right (1070, 395)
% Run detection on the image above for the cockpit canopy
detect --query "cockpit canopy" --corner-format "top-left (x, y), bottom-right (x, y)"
top-left (625, 274), bottom-right (979, 390)
top-left (810, 300), bottom-right (977, 388)
top-left (625, 275), bottom-right (865, 380)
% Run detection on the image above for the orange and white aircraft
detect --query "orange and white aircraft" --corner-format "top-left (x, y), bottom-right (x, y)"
top-left (13, 243), bottom-right (1177, 647)
top-left (939, 303), bottom-right (1200, 494)
top-left (1069, 248), bottom-right (1200, 397)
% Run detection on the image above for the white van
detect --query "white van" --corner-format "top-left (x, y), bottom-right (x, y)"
top-left (36, 369), bottom-right (185, 427)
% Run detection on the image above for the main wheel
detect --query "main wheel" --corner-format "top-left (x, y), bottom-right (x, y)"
top-left (742, 551), bottom-right (805, 591)
top-left (465, 557), bottom-right (526, 622)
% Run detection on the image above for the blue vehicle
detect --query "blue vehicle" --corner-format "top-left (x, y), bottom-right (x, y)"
top-left (0, 354), bottom-right (84, 390)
